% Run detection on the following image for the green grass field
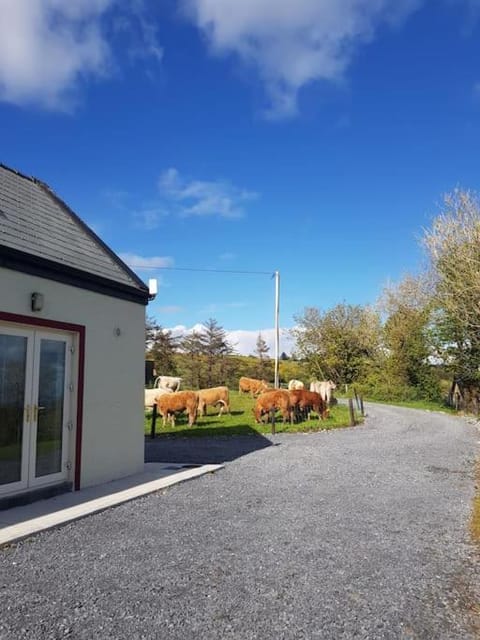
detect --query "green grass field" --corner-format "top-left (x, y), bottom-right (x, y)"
top-left (145, 390), bottom-right (361, 438)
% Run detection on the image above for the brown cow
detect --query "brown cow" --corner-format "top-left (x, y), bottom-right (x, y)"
top-left (253, 389), bottom-right (292, 424)
top-left (289, 389), bottom-right (329, 421)
top-left (155, 390), bottom-right (199, 427)
top-left (197, 386), bottom-right (230, 416)
top-left (145, 386), bottom-right (172, 410)
top-left (239, 376), bottom-right (270, 397)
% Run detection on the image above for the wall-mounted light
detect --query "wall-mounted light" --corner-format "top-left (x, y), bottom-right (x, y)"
top-left (31, 292), bottom-right (44, 312)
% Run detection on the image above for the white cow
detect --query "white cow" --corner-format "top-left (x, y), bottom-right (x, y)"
top-left (154, 376), bottom-right (182, 392)
top-left (310, 380), bottom-right (336, 405)
top-left (144, 386), bottom-right (172, 409)
top-left (287, 379), bottom-right (305, 391)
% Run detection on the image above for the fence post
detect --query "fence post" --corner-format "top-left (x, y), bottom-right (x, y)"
top-left (360, 396), bottom-right (365, 417)
top-left (293, 404), bottom-right (301, 424)
top-left (454, 393), bottom-right (459, 411)
top-left (473, 396), bottom-right (479, 416)
top-left (150, 403), bottom-right (157, 439)
top-left (270, 408), bottom-right (276, 435)
top-left (353, 388), bottom-right (361, 411)
top-left (348, 398), bottom-right (356, 427)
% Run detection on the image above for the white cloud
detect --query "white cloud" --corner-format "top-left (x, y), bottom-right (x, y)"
top-left (133, 206), bottom-right (170, 230)
top-left (129, 19), bottom-right (164, 64)
top-left (114, 0), bottom-right (164, 64)
top-left (183, 0), bottom-right (421, 118)
top-left (0, 0), bottom-right (163, 109)
top-left (0, 0), bottom-right (112, 108)
top-left (168, 323), bottom-right (207, 339)
top-left (227, 328), bottom-right (294, 356)
top-left (118, 253), bottom-right (174, 269)
top-left (2, 1), bottom-right (477, 114)
top-left (167, 324), bottom-right (294, 356)
top-left (159, 167), bottom-right (258, 219)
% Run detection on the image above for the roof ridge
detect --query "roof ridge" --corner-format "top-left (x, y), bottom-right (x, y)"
top-left (0, 162), bottom-right (37, 184)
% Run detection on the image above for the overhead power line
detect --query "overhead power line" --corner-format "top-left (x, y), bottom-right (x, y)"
top-left (128, 264), bottom-right (274, 276)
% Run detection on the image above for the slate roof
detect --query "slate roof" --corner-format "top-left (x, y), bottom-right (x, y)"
top-left (0, 164), bottom-right (149, 305)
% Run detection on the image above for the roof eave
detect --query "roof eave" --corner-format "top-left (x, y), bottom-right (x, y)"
top-left (0, 245), bottom-right (150, 306)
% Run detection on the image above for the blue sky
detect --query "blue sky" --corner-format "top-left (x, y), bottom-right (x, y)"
top-left (2, 0), bottom-right (480, 354)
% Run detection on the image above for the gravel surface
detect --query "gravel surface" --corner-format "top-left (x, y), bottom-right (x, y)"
top-left (1, 403), bottom-right (480, 639)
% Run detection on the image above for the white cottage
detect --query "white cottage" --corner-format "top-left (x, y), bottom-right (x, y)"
top-left (0, 164), bottom-right (150, 505)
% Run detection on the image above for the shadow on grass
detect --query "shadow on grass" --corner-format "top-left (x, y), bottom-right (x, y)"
top-left (145, 424), bottom-right (274, 464)
top-left (194, 418), bottom-right (248, 428)
top-left (197, 410), bottom-right (244, 419)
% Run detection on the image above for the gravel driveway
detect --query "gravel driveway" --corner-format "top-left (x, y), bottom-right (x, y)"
top-left (1, 404), bottom-right (479, 639)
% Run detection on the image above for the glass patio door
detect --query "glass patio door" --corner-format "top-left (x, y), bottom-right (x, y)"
top-left (0, 326), bottom-right (73, 496)
top-left (0, 328), bottom-right (32, 492)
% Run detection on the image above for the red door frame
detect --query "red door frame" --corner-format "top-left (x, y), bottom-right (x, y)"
top-left (0, 311), bottom-right (85, 490)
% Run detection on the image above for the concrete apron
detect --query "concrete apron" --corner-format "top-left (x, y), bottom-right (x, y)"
top-left (0, 462), bottom-right (223, 547)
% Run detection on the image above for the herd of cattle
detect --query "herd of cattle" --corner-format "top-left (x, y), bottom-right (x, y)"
top-left (145, 375), bottom-right (337, 428)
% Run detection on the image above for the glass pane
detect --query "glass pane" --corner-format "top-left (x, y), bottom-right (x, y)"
top-left (0, 334), bottom-right (27, 486)
top-left (35, 339), bottom-right (66, 477)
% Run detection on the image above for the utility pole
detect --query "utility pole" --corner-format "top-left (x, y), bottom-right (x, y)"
top-left (274, 270), bottom-right (280, 388)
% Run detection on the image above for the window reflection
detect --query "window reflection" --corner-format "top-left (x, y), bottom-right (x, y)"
top-left (0, 335), bottom-right (27, 485)
top-left (35, 339), bottom-right (66, 477)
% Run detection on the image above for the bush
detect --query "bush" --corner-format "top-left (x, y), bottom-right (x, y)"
top-left (356, 369), bottom-right (442, 403)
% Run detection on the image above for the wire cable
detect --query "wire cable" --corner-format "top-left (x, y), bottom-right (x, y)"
top-left (127, 264), bottom-right (274, 276)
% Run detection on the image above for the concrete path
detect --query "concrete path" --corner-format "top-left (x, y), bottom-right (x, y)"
top-left (1, 404), bottom-right (479, 639)
top-left (0, 463), bottom-right (223, 547)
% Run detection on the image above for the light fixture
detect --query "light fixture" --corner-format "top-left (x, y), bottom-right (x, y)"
top-left (31, 292), bottom-right (44, 312)
top-left (148, 278), bottom-right (158, 301)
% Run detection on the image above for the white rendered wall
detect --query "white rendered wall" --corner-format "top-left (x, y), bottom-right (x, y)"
top-left (0, 268), bottom-right (146, 488)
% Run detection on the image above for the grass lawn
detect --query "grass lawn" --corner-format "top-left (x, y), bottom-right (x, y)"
top-left (145, 390), bottom-right (361, 438)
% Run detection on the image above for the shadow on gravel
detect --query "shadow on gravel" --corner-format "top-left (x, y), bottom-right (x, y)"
top-left (145, 427), bottom-right (274, 465)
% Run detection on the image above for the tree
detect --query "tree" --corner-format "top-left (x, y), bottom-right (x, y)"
top-left (145, 316), bottom-right (178, 378)
top-left (145, 315), bottom-right (158, 346)
top-left (381, 276), bottom-right (439, 400)
top-left (254, 332), bottom-right (270, 379)
top-left (202, 318), bottom-right (235, 387)
top-left (176, 319), bottom-right (235, 388)
top-left (423, 189), bottom-right (480, 385)
top-left (278, 358), bottom-right (309, 385)
top-left (178, 331), bottom-right (206, 389)
top-left (292, 303), bottom-right (382, 384)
